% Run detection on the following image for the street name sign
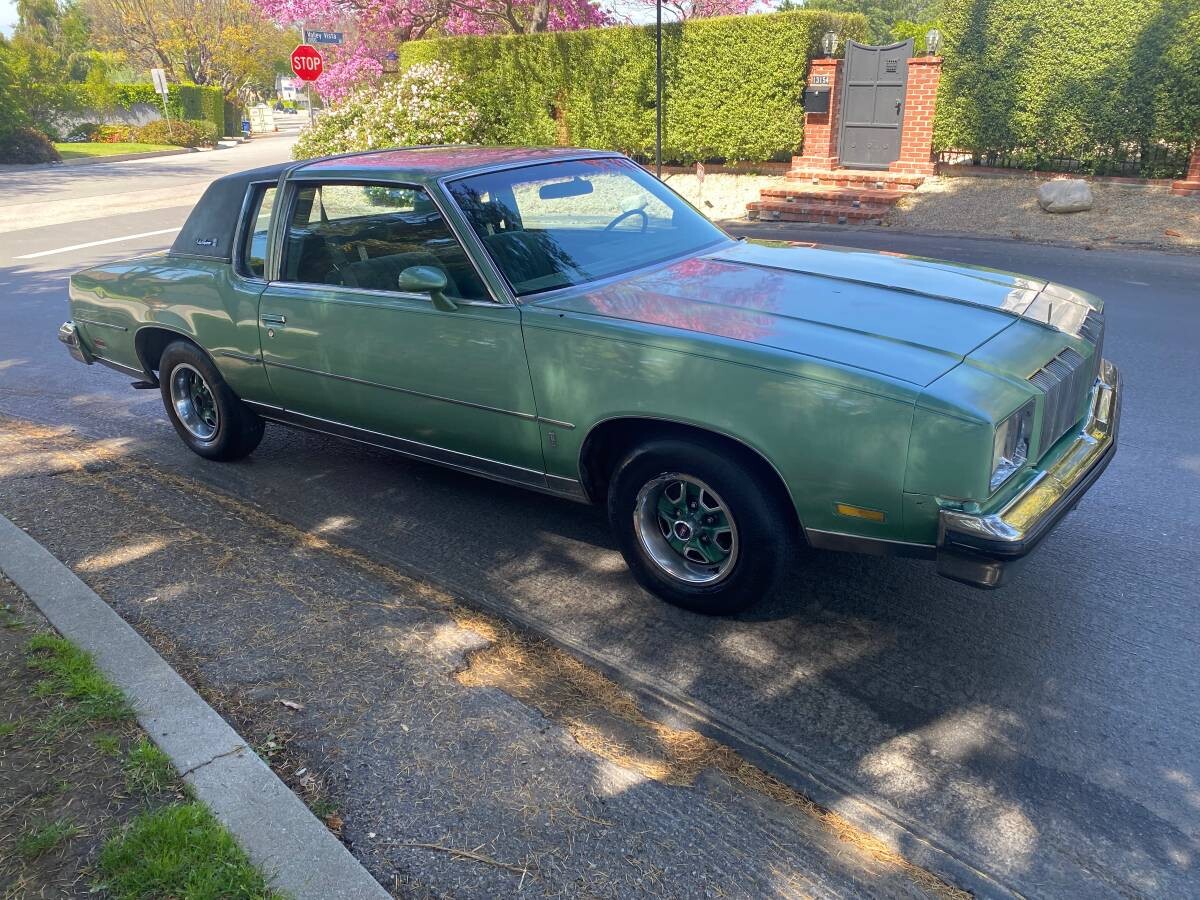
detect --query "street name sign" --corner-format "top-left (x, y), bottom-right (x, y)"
top-left (150, 68), bottom-right (169, 97)
top-left (290, 44), bottom-right (324, 82)
top-left (304, 30), bottom-right (343, 44)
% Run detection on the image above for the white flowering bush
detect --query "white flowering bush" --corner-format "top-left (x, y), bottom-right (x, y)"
top-left (292, 62), bottom-right (480, 159)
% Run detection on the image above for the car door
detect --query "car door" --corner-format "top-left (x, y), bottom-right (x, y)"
top-left (256, 178), bottom-right (545, 479)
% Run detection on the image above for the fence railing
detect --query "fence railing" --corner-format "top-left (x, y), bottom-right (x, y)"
top-left (937, 143), bottom-right (1193, 180)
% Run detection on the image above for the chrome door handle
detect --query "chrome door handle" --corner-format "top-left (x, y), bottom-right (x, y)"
top-left (261, 314), bottom-right (286, 327)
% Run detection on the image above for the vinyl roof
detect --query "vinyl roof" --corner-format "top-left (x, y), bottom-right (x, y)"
top-left (296, 145), bottom-right (617, 179)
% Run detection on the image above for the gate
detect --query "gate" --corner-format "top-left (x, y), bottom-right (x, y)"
top-left (839, 39), bottom-right (913, 169)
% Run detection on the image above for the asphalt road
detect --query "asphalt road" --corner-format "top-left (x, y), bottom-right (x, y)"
top-left (1, 150), bottom-right (1198, 897)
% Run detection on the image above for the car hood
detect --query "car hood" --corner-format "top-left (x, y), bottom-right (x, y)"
top-left (531, 241), bottom-right (1100, 387)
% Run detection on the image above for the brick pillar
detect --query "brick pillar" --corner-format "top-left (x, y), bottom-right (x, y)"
top-left (889, 56), bottom-right (943, 176)
top-left (1170, 145), bottom-right (1200, 197)
top-left (793, 58), bottom-right (843, 171)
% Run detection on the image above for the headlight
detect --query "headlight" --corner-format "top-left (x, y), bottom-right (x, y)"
top-left (990, 399), bottom-right (1035, 492)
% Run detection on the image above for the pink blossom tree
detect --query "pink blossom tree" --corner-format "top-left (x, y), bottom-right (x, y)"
top-left (256, 0), bottom-right (610, 100)
top-left (629, 0), bottom-right (760, 21)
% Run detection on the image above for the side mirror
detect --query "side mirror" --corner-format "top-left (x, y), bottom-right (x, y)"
top-left (397, 265), bottom-right (456, 311)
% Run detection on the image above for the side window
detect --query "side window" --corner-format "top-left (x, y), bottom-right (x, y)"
top-left (280, 182), bottom-right (490, 302)
top-left (238, 184), bottom-right (276, 279)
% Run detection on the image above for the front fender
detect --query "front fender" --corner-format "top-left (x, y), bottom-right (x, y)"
top-left (522, 311), bottom-right (918, 539)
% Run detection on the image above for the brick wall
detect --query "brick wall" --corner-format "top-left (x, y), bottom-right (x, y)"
top-left (792, 58), bottom-right (842, 171)
top-left (889, 57), bottom-right (942, 175)
top-left (1172, 146), bottom-right (1200, 196)
top-left (795, 54), bottom-right (943, 175)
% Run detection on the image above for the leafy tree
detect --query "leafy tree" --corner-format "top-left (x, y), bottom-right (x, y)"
top-left (623, 0), bottom-right (761, 21)
top-left (253, 0), bottom-right (611, 101)
top-left (777, 0), bottom-right (941, 43)
top-left (0, 38), bottom-right (27, 134)
top-left (888, 17), bottom-right (941, 52)
top-left (2, 1), bottom-right (89, 135)
top-left (83, 0), bottom-right (296, 97)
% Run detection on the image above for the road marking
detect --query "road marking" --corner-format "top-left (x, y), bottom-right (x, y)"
top-left (14, 227), bottom-right (181, 259)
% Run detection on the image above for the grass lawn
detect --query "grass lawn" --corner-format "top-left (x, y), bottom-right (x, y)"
top-left (53, 142), bottom-right (179, 159)
top-left (0, 578), bottom-right (282, 899)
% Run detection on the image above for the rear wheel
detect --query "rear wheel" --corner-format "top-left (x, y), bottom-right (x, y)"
top-left (158, 341), bottom-right (264, 461)
top-left (608, 438), bottom-right (792, 615)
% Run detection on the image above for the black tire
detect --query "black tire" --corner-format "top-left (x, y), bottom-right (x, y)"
top-left (607, 438), bottom-right (793, 615)
top-left (158, 340), bottom-right (264, 461)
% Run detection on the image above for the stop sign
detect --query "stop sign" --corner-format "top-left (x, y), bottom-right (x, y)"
top-left (290, 44), bottom-right (324, 82)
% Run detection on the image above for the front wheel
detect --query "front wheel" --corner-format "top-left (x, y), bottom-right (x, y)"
top-left (608, 439), bottom-right (793, 615)
top-left (158, 341), bottom-right (264, 461)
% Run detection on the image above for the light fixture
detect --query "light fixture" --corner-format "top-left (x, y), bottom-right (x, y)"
top-left (926, 28), bottom-right (942, 56)
top-left (821, 30), bottom-right (839, 58)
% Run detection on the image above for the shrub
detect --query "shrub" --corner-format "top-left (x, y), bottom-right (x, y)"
top-left (934, 0), bottom-right (1200, 176)
top-left (0, 126), bottom-right (61, 163)
top-left (134, 118), bottom-right (218, 148)
top-left (65, 121), bottom-right (101, 142)
top-left (96, 124), bottom-right (133, 143)
top-left (399, 11), bottom-right (869, 164)
top-left (72, 82), bottom-right (229, 137)
top-left (292, 61), bottom-right (481, 159)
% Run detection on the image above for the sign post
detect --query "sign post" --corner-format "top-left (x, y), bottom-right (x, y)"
top-left (150, 67), bottom-right (173, 136)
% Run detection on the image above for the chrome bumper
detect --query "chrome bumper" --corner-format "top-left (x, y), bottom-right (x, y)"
top-left (937, 359), bottom-right (1121, 588)
top-left (58, 321), bottom-right (93, 365)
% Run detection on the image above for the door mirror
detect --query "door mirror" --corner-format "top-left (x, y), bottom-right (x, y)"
top-left (397, 265), bottom-right (456, 311)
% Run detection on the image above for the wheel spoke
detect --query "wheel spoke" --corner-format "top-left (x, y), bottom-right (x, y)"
top-left (687, 537), bottom-right (725, 565)
top-left (634, 473), bottom-right (739, 586)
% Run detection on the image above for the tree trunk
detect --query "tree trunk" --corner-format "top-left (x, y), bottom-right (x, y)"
top-left (526, 0), bottom-right (549, 33)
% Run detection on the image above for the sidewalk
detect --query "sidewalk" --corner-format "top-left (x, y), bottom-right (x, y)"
top-left (0, 415), bottom-right (968, 899)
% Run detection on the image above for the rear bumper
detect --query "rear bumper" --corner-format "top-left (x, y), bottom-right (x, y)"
top-left (936, 359), bottom-right (1121, 588)
top-left (58, 321), bottom-right (93, 365)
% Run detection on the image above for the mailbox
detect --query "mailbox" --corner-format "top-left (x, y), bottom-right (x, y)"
top-left (804, 85), bottom-right (831, 114)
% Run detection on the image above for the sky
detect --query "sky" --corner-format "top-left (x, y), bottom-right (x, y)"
top-left (0, 0), bottom-right (17, 37)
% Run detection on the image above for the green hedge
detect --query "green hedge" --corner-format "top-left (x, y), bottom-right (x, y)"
top-left (400, 11), bottom-right (869, 164)
top-left (72, 82), bottom-right (230, 137)
top-left (224, 99), bottom-right (241, 137)
top-left (934, 0), bottom-right (1200, 175)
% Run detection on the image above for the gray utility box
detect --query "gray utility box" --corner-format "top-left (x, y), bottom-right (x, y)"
top-left (804, 85), bottom-right (831, 115)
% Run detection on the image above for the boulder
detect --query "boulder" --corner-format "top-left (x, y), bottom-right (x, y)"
top-left (1037, 178), bottom-right (1094, 213)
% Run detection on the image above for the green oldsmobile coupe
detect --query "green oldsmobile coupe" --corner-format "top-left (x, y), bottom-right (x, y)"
top-left (61, 147), bottom-right (1120, 614)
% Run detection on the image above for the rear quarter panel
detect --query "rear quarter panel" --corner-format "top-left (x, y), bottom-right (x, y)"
top-left (69, 255), bottom-right (270, 400)
top-left (521, 306), bottom-right (920, 539)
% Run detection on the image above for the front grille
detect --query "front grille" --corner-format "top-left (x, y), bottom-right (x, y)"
top-left (1030, 347), bottom-right (1092, 451)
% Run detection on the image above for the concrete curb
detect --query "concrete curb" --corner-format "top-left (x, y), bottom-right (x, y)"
top-left (0, 513), bottom-right (388, 900)
top-left (56, 148), bottom-right (202, 166)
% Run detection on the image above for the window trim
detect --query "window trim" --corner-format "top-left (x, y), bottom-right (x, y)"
top-left (273, 175), bottom-right (506, 306)
top-left (233, 180), bottom-right (279, 282)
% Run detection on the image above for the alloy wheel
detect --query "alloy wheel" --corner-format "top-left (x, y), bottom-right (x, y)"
top-left (633, 473), bottom-right (739, 585)
top-left (169, 363), bottom-right (220, 442)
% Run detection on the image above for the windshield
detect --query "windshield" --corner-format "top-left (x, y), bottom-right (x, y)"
top-left (445, 157), bottom-right (730, 296)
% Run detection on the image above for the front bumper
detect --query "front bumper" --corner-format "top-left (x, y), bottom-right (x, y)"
top-left (58, 321), bottom-right (94, 365)
top-left (936, 359), bottom-right (1121, 588)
